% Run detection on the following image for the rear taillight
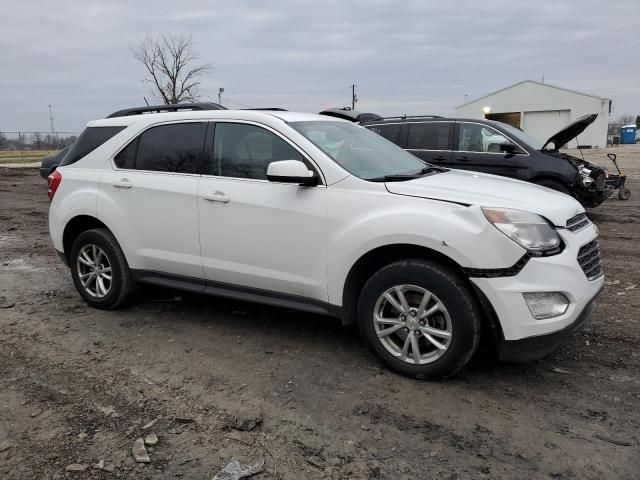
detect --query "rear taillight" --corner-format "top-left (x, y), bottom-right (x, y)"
top-left (47, 170), bottom-right (62, 201)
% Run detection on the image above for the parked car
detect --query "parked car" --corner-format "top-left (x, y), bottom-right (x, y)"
top-left (47, 107), bottom-right (603, 378)
top-left (362, 113), bottom-right (611, 207)
top-left (39, 145), bottom-right (72, 179)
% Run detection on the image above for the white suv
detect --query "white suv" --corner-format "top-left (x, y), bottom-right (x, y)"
top-left (48, 108), bottom-right (604, 378)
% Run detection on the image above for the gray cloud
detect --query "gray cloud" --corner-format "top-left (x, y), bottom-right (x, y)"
top-left (1, 0), bottom-right (639, 132)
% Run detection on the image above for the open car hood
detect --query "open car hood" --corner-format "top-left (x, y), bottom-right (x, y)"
top-left (542, 113), bottom-right (597, 150)
top-left (318, 108), bottom-right (382, 123)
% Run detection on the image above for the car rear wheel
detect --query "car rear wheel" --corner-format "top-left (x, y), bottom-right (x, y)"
top-left (357, 259), bottom-right (481, 379)
top-left (70, 228), bottom-right (130, 309)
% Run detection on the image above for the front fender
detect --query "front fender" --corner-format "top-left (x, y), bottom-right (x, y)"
top-left (327, 194), bottom-right (524, 306)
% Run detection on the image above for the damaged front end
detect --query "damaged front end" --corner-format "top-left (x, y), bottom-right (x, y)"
top-left (546, 151), bottom-right (612, 207)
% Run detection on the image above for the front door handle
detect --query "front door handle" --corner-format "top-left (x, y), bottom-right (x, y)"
top-left (112, 179), bottom-right (133, 189)
top-left (202, 191), bottom-right (230, 203)
top-left (432, 155), bottom-right (447, 161)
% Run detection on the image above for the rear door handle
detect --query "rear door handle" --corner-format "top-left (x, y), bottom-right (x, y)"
top-left (456, 156), bottom-right (471, 162)
top-left (112, 179), bottom-right (132, 189)
top-left (202, 191), bottom-right (230, 203)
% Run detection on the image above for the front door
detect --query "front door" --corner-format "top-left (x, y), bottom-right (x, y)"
top-left (452, 122), bottom-right (527, 178)
top-left (197, 121), bottom-right (328, 302)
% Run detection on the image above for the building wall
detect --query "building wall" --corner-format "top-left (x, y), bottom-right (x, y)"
top-left (455, 81), bottom-right (609, 148)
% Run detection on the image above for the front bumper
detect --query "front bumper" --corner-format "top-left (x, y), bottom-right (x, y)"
top-left (471, 223), bottom-right (604, 357)
top-left (498, 286), bottom-right (601, 361)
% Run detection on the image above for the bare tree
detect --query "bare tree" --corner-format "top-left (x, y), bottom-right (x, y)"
top-left (615, 114), bottom-right (636, 125)
top-left (133, 34), bottom-right (211, 105)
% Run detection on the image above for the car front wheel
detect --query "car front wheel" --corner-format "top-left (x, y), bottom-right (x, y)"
top-left (357, 259), bottom-right (481, 379)
top-left (70, 228), bottom-right (130, 309)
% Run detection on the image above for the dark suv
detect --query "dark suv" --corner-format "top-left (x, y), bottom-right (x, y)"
top-left (362, 114), bottom-right (611, 207)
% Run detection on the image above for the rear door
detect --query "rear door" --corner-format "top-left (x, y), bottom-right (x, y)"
top-left (98, 121), bottom-right (206, 279)
top-left (405, 121), bottom-right (454, 165)
top-left (453, 122), bottom-right (527, 178)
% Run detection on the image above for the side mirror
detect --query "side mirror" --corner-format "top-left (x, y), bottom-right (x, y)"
top-left (267, 160), bottom-right (318, 186)
top-left (499, 143), bottom-right (516, 154)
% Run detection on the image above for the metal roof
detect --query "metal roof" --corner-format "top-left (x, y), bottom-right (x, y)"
top-left (455, 80), bottom-right (610, 109)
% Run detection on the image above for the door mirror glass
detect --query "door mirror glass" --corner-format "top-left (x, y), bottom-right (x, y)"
top-left (266, 160), bottom-right (318, 186)
top-left (499, 142), bottom-right (516, 154)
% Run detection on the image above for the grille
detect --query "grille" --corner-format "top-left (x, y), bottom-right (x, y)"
top-left (566, 213), bottom-right (590, 232)
top-left (577, 240), bottom-right (603, 280)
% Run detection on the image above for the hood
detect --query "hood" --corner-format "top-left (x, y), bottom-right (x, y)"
top-left (385, 169), bottom-right (583, 226)
top-left (542, 113), bottom-right (597, 150)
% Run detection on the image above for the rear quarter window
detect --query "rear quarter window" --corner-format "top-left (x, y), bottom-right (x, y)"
top-left (59, 126), bottom-right (126, 166)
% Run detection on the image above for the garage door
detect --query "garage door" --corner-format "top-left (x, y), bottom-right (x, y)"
top-left (522, 110), bottom-right (571, 148)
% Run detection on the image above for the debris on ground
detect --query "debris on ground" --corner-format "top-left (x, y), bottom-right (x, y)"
top-left (29, 408), bottom-right (43, 417)
top-left (234, 411), bottom-right (263, 432)
top-left (594, 434), bottom-right (632, 447)
top-left (132, 437), bottom-right (151, 463)
top-left (211, 457), bottom-right (265, 480)
top-left (174, 416), bottom-right (195, 424)
top-left (142, 418), bottom-right (158, 430)
top-left (550, 367), bottom-right (571, 374)
top-left (65, 463), bottom-right (89, 472)
top-left (144, 432), bottom-right (159, 445)
top-left (97, 405), bottom-right (116, 417)
top-left (0, 296), bottom-right (15, 309)
top-left (92, 460), bottom-right (105, 470)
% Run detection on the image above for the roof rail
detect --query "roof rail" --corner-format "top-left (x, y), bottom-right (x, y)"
top-left (241, 108), bottom-right (288, 111)
top-left (106, 102), bottom-right (227, 118)
top-left (377, 115), bottom-right (444, 121)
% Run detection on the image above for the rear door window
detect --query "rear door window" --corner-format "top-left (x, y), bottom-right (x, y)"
top-left (115, 122), bottom-right (206, 173)
top-left (407, 122), bottom-right (451, 150)
top-left (59, 126), bottom-right (125, 166)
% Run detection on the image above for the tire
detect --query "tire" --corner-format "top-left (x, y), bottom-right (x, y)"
top-left (357, 259), bottom-right (481, 379)
top-left (70, 228), bottom-right (130, 309)
top-left (618, 188), bottom-right (631, 200)
top-left (535, 179), bottom-right (570, 195)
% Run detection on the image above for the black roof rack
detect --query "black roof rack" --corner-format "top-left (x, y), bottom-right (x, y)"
top-left (106, 102), bottom-right (227, 118)
top-left (375, 115), bottom-right (444, 121)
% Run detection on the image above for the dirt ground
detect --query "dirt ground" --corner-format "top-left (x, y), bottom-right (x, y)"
top-left (1, 146), bottom-right (639, 479)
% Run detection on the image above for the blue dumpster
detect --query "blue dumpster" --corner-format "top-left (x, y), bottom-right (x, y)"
top-left (621, 125), bottom-right (637, 144)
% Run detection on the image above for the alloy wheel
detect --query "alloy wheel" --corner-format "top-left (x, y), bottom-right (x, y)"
top-left (373, 284), bottom-right (452, 364)
top-left (76, 244), bottom-right (112, 298)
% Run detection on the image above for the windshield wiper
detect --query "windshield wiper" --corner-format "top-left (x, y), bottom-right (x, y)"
top-left (369, 165), bottom-right (448, 182)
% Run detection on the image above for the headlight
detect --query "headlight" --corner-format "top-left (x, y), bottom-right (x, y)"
top-left (482, 207), bottom-right (562, 255)
top-left (579, 165), bottom-right (594, 186)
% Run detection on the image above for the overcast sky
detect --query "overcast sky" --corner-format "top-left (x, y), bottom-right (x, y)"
top-left (2, 0), bottom-right (639, 133)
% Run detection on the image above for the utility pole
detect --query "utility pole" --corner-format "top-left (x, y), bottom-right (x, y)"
top-left (48, 104), bottom-right (55, 135)
top-left (351, 84), bottom-right (357, 110)
top-left (218, 87), bottom-right (224, 105)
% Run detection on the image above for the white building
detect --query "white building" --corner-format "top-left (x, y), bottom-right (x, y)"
top-left (455, 80), bottom-right (611, 148)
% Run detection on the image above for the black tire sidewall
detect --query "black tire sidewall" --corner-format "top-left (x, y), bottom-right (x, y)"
top-left (70, 229), bottom-right (128, 309)
top-left (357, 259), bottom-right (481, 379)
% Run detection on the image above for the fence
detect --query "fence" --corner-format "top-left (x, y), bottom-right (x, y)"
top-left (0, 131), bottom-right (79, 162)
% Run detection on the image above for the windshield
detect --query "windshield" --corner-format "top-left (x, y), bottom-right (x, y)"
top-left (493, 122), bottom-right (543, 150)
top-left (290, 121), bottom-right (427, 180)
